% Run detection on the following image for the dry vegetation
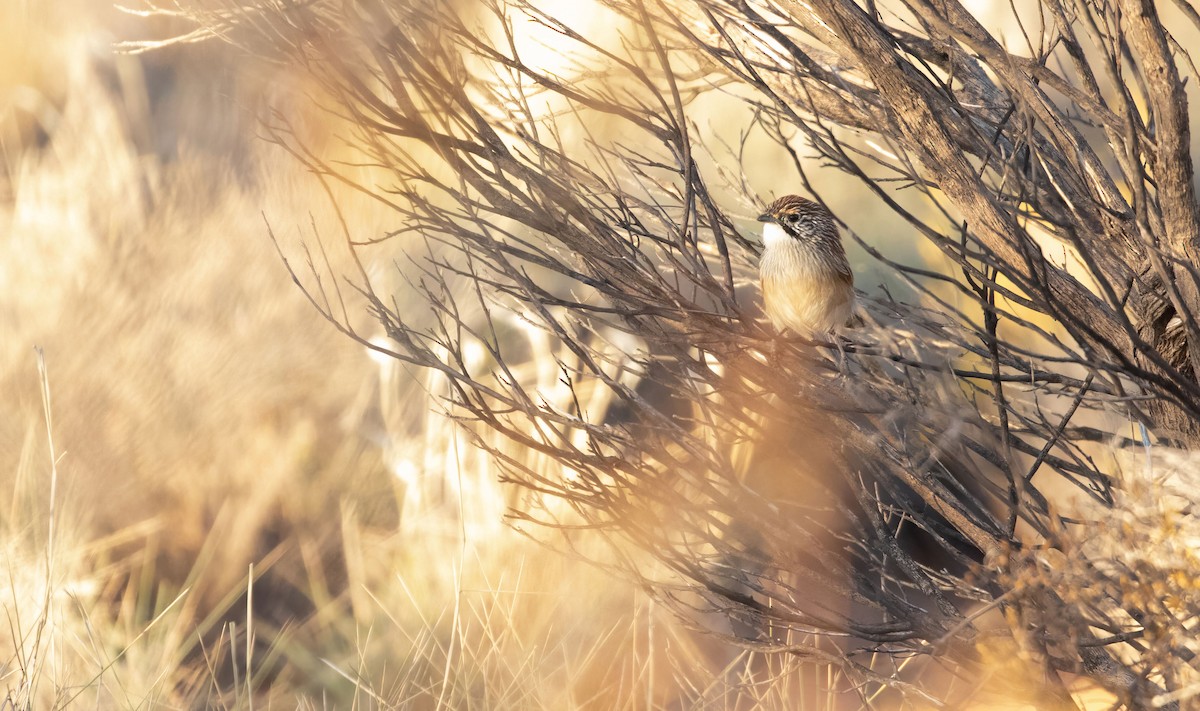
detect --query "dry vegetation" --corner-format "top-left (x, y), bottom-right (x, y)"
top-left (6, 0), bottom-right (1200, 709)
top-left (0, 3), bottom-right (760, 709)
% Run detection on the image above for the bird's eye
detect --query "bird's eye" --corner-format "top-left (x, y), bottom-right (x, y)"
top-left (787, 213), bottom-right (802, 225)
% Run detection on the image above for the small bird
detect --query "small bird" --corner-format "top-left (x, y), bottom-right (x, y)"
top-left (757, 195), bottom-right (856, 335)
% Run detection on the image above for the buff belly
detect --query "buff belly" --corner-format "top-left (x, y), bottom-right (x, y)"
top-left (760, 245), bottom-right (855, 334)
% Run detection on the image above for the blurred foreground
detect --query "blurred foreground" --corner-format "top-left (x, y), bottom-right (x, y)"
top-left (0, 3), bottom-right (787, 707)
top-left (0, 2), bottom-right (1126, 708)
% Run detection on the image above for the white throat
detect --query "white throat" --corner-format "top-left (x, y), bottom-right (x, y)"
top-left (761, 221), bottom-right (791, 249)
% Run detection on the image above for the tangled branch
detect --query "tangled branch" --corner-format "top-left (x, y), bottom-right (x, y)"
top-left (139, 0), bottom-right (1200, 705)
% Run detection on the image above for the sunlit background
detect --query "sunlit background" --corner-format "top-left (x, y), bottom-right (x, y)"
top-left (0, 2), bottom-right (766, 707)
top-left (0, 0), bottom-right (1160, 707)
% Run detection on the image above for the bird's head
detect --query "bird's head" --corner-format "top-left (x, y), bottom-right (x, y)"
top-left (757, 195), bottom-right (838, 249)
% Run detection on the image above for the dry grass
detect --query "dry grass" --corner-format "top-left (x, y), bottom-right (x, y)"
top-left (2, 2), bottom-right (1181, 709)
top-left (0, 3), bottom-right (764, 709)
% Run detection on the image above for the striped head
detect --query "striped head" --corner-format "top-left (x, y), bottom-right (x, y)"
top-left (756, 195), bottom-right (843, 255)
top-left (756, 195), bottom-right (856, 334)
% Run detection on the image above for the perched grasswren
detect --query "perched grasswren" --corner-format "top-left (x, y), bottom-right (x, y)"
top-left (757, 195), bottom-right (856, 335)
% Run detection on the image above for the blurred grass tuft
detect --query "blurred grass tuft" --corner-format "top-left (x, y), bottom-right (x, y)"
top-left (1, 2), bottom-right (1154, 708)
top-left (0, 3), bottom-right (745, 708)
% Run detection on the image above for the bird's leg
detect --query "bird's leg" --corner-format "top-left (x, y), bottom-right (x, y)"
top-left (831, 332), bottom-right (850, 377)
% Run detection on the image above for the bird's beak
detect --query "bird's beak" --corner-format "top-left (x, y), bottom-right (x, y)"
top-left (757, 212), bottom-right (775, 223)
